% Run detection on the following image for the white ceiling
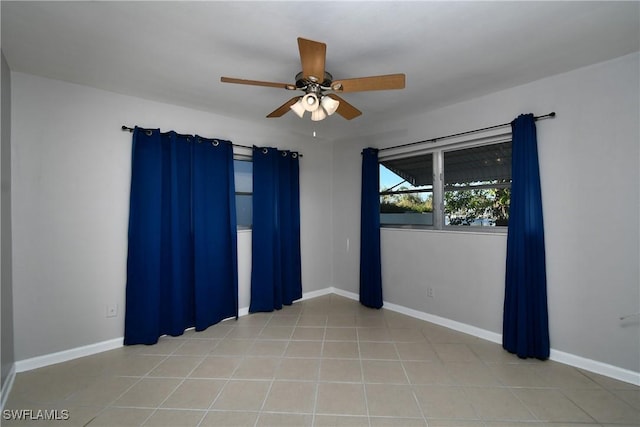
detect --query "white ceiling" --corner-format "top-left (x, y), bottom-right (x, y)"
top-left (2, 1), bottom-right (639, 141)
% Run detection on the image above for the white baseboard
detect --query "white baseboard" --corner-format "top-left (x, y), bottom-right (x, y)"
top-left (1, 363), bottom-right (16, 411)
top-left (12, 287), bottom-right (639, 386)
top-left (15, 337), bottom-right (123, 373)
top-left (550, 348), bottom-right (640, 386)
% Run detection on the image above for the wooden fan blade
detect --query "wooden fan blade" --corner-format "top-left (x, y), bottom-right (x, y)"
top-left (267, 97), bottom-right (301, 118)
top-left (327, 94), bottom-right (362, 120)
top-left (298, 37), bottom-right (326, 82)
top-left (221, 77), bottom-right (296, 90)
top-left (331, 74), bottom-right (406, 92)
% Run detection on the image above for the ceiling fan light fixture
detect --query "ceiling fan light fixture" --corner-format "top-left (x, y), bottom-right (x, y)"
top-left (289, 98), bottom-right (306, 118)
top-left (302, 93), bottom-right (319, 112)
top-left (311, 107), bottom-right (327, 121)
top-left (321, 95), bottom-right (340, 116)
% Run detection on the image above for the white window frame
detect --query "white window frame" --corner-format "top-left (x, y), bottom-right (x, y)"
top-left (379, 130), bottom-right (512, 233)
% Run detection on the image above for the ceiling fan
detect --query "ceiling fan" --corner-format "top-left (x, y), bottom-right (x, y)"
top-left (220, 37), bottom-right (406, 121)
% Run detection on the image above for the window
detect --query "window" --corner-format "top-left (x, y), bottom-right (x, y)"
top-left (234, 158), bottom-right (252, 229)
top-left (379, 154), bottom-right (433, 226)
top-left (443, 142), bottom-right (511, 227)
top-left (379, 140), bottom-right (511, 229)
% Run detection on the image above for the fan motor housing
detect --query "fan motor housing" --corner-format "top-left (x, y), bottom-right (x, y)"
top-left (295, 71), bottom-right (333, 89)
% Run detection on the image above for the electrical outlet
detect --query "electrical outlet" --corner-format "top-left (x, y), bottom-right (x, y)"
top-left (427, 287), bottom-right (434, 298)
top-left (106, 304), bottom-right (118, 318)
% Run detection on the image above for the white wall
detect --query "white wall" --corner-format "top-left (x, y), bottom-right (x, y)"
top-left (11, 72), bottom-right (333, 361)
top-left (1, 51), bottom-right (15, 390)
top-left (331, 53), bottom-right (640, 374)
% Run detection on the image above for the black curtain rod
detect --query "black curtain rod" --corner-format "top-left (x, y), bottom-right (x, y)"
top-left (379, 112), bottom-right (556, 152)
top-left (122, 126), bottom-right (304, 157)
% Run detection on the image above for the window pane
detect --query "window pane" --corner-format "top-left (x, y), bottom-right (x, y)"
top-left (234, 159), bottom-right (252, 229)
top-left (234, 159), bottom-right (252, 193)
top-left (443, 142), bottom-right (511, 227)
top-left (235, 194), bottom-right (252, 229)
top-left (379, 154), bottom-right (433, 227)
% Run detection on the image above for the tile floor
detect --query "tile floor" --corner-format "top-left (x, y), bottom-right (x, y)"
top-left (4, 294), bottom-right (639, 426)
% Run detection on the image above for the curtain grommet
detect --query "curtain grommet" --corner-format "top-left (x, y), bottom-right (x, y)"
top-left (145, 130), bottom-right (153, 137)
top-left (212, 140), bottom-right (219, 147)
top-left (262, 148), bottom-right (268, 154)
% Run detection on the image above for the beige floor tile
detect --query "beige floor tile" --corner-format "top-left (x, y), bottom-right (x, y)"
top-left (259, 326), bottom-right (294, 339)
top-left (66, 376), bottom-right (138, 405)
top-left (486, 363), bottom-right (551, 387)
top-left (113, 378), bottom-right (181, 408)
top-left (357, 327), bottom-right (392, 342)
top-left (211, 380), bottom-right (270, 411)
top-left (267, 314), bottom-right (300, 326)
top-left (1, 407), bottom-right (92, 427)
top-left (413, 385), bottom-right (479, 419)
top-left (225, 326), bottom-right (264, 339)
top-left (562, 388), bottom-right (640, 424)
top-left (326, 315), bottom-right (357, 327)
top-left (292, 326), bottom-right (325, 341)
top-left (395, 342), bottom-right (438, 361)
top-left (402, 361), bottom-right (455, 385)
top-left (369, 417), bottom-right (427, 426)
top-left (275, 357), bottom-right (320, 381)
top-left (612, 388), bottom-right (640, 410)
top-left (285, 341), bottom-right (323, 357)
top-left (199, 410), bottom-right (259, 426)
top-left (189, 356), bottom-right (241, 378)
top-left (513, 388), bottom-right (594, 422)
top-left (172, 339), bottom-right (218, 355)
top-left (316, 382), bottom-right (368, 415)
top-left (323, 341), bottom-right (360, 359)
top-left (325, 327), bottom-right (357, 341)
top-left (358, 342), bottom-right (398, 360)
top-left (365, 384), bottom-right (422, 417)
top-left (209, 339), bottom-right (254, 356)
top-left (4, 295), bottom-right (638, 426)
top-left (433, 343), bottom-right (480, 362)
top-left (137, 338), bottom-right (186, 355)
top-left (196, 323), bottom-right (235, 338)
top-left (388, 328), bottom-right (427, 342)
top-left (235, 312), bottom-right (272, 326)
top-left (103, 354), bottom-right (167, 377)
top-left (356, 315), bottom-right (388, 328)
top-left (320, 359), bottom-right (363, 383)
top-left (142, 409), bottom-right (205, 426)
top-left (148, 356), bottom-right (204, 378)
top-left (262, 380), bottom-right (316, 413)
top-left (313, 415), bottom-right (369, 426)
top-left (467, 341), bottom-right (519, 363)
top-left (296, 314), bottom-right (328, 327)
top-left (232, 357), bottom-right (279, 379)
top-left (463, 387), bottom-right (536, 421)
top-left (361, 360), bottom-right (408, 384)
top-left (85, 407), bottom-right (154, 426)
top-left (444, 361), bottom-right (503, 386)
top-left (256, 412), bottom-right (313, 426)
top-left (161, 379), bottom-right (225, 409)
top-left (534, 363), bottom-right (602, 389)
top-left (248, 340), bottom-right (289, 356)
top-left (9, 371), bottom-right (95, 405)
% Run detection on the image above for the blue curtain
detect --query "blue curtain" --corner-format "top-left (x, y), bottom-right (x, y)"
top-left (124, 128), bottom-right (238, 345)
top-left (250, 146), bottom-right (302, 312)
top-left (503, 114), bottom-right (550, 359)
top-left (360, 148), bottom-right (383, 309)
